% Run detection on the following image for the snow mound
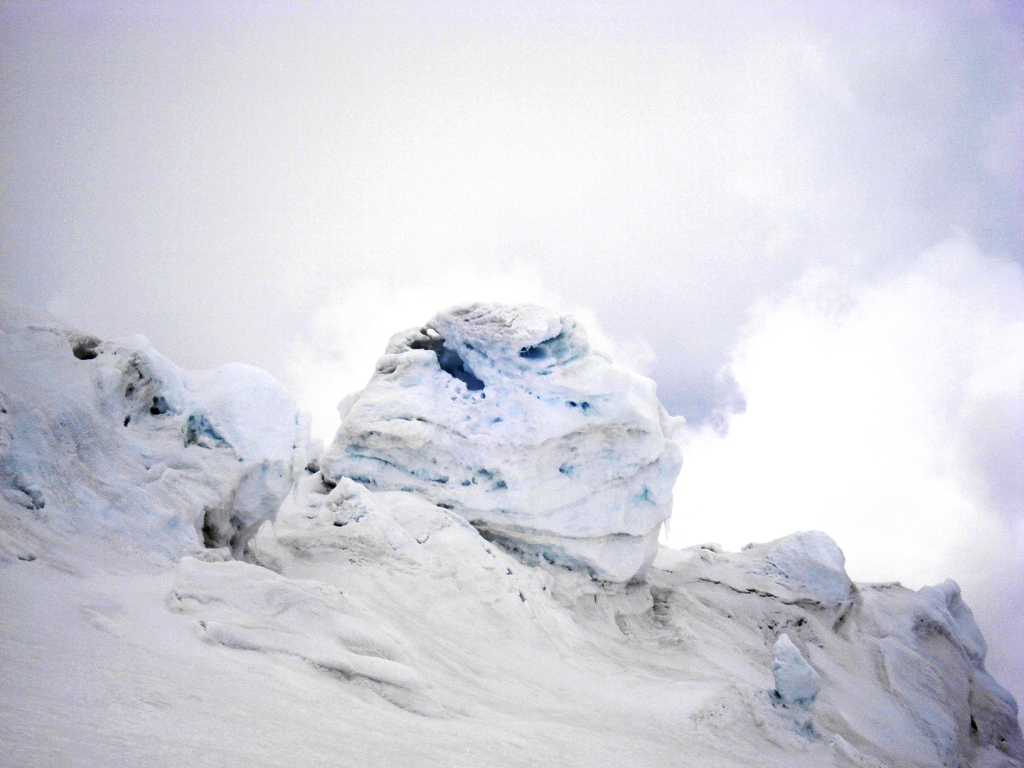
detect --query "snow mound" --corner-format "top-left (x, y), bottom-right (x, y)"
top-left (320, 303), bottom-right (684, 582)
top-left (0, 304), bottom-right (302, 555)
top-left (168, 556), bottom-right (440, 715)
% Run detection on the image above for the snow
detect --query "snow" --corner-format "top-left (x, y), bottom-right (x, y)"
top-left (169, 555), bottom-right (442, 716)
top-left (772, 633), bottom-right (822, 707)
top-left (757, 530), bottom-right (854, 610)
top-left (0, 305), bottom-right (302, 556)
top-left (1, 301), bottom-right (1022, 768)
top-left (321, 303), bottom-right (684, 582)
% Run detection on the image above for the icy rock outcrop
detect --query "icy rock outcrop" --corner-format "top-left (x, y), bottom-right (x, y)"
top-left (877, 579), bottom-right (1024, 766)
top-left (653, 535), bottom-right (1024, 766)
top-left (320, 303), bottom-right (684, 582)
top-left (658, 530), bottom-right (855, 614)
top-left (772, 633), bottom-right (821, 708)
top-left (748, 530), bottom-right (855, 610)
top-left (0, 305), bottom-right (302, 555)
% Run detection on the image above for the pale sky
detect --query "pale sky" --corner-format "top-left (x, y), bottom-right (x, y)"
top-left (2, 0), bottom-right (1022, 705)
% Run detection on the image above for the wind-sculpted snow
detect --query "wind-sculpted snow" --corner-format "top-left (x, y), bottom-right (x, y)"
top-left (653, 533), bottom-right (1023, 767)
top-left (1, 303), bottom-right (1022, 768)
top-left (168, 555), bottom-right (441, 715)
top-left (0, 305), bottom-right (301, 556)
top-left (751, 530), bottom-right (854, 610)
top-left (320, 303), bottom-right (684, 582)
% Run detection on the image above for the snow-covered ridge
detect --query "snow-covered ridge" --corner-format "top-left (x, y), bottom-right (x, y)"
top-left (321, 303), bottom-right (684, 582)
top-left (1, 302), bottom-right (1021, 767)
top-left (0, 305), bottom-right (302, 556)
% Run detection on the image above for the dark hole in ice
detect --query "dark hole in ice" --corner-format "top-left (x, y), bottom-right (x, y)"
top-left (201, 513), bottom-right (219, 548)
top-left (184, 412), bottom-right (224, 447)
top-left (435, 345), bottom-right (484, 390)
top-left (123, 415), bottom-right (130, 426)
top-left (150, 396), bottom-right (169, 415)
top-left (408, 328), bottom-right (485, 390)
top-left (71, 336), bottom-right (101, 360)
top-left (201, 510), bottom-right (253, 555)
top-left (518, 330), bottom-right (574, 362)
top-left (14, 484), bottom-right (45, 510)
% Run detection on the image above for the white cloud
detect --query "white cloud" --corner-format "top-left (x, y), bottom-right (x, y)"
top-left (668, 233), bottom-right (1024, 699)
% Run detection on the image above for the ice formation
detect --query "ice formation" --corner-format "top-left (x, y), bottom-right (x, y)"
top-left (750, 529), bottom-right (854, 610)
top-left (772, 633), bottom-right (822, 708)
top-left (2, 302), bottom-right (1022, 768)
top-left (320, 303), bottom-right (684, 582)
top-left (0, 305), bottom-right (302, 556)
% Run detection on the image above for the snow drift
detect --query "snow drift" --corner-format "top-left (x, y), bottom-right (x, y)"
top-left (320, 303), bottom-right (684, 582)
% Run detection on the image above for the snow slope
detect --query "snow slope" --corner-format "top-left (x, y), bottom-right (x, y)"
top-left (1, 304), bottom-right (1021, 768)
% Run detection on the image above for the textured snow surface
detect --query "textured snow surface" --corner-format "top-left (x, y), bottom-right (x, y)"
top-left (0, 305), bottom-right (302, 555)
top-left (2, 303), bottom-right (1023, 768)
top-left (321, 303), bottom-right (684, 582)
top-left (753, 529), bottom-right (855, 610)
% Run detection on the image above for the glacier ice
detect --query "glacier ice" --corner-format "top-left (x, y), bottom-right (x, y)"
top-left (320, 303), bottom-right (684, 582)
top-left (772, 633), bottom-right (822, 708)
top-left (655, 530), bottom-right (1023, 765)
top-left (750, 530), bottom-right (854, 610)
top-left (0, 304), bottom-right (302, 556)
